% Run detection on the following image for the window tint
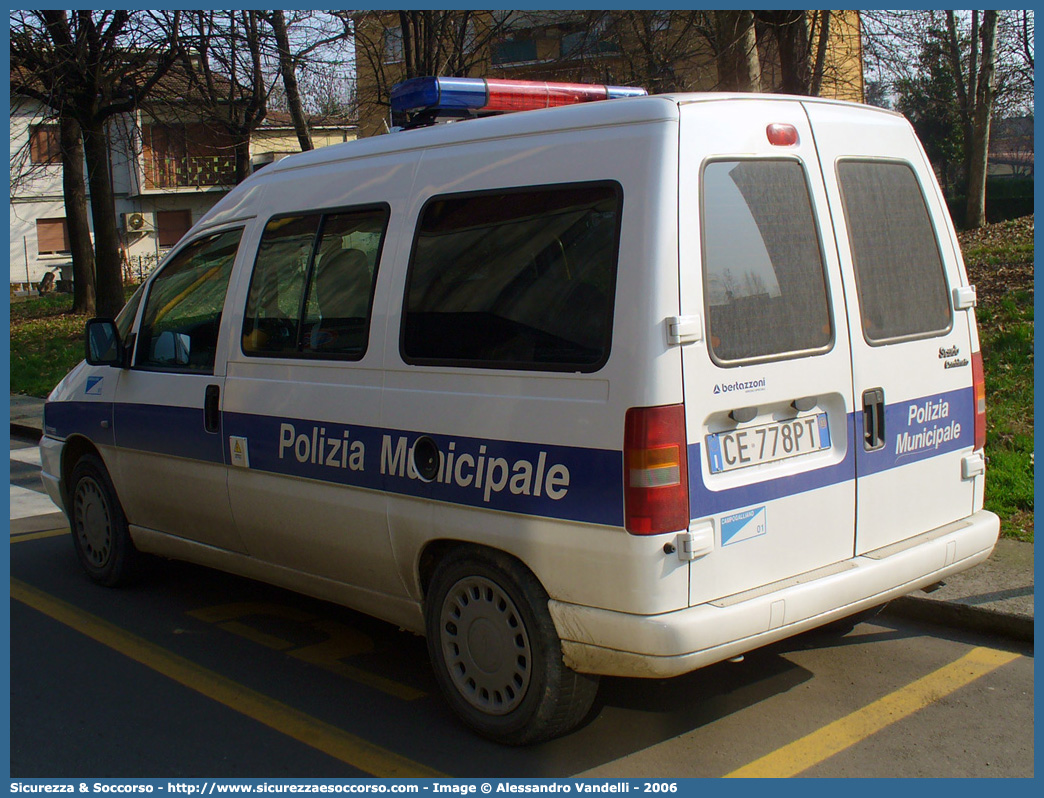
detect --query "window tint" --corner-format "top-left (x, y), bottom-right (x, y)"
top-left (838, 161), bottom-right (951, 343)
top-left (242, 207), bottom-right (388, 359)
top-left (702, 160), bottom-right (832, 363)
top-left (403, 183), bottom-right (621, 371)
top-left (136, 228), bottom-right (242, 373)
top-left (115, 282), bottom-right (145, 340)
top-left (301, 212), bottom-right (384, 356)
top-left (242, 214), bottom-right (319, 355)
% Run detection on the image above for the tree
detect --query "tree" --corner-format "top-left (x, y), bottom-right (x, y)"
top-left (59, 115), bottom-right (97, 314)
top-left (264, 11), bottom-right (353, 151)
top-left (864, 10), bottom-right (1033, 227)
top-left (349, 11), bottom-right (517, 132)
top-left (956, 11), bottom-right (999, 228)
top-left (10, 10), bottom-right (182, 317)
top-left (711, 11), bottom-right (762, 92)
top-left (757, 11), bottom-right (812, 94)
top-left (579, 11), bottom-right (744, 94)
top-left (270, 11), bottom-right (312, 151)
top-left (173, 11), bottom-right (272, 184)
top-left (8, 92), bottom-right (97, 313)
top-left (895, 28), bottom-right (966, 194)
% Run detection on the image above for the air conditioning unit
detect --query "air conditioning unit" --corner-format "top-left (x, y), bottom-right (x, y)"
top-left (121, 211), bottom-right (154, 232)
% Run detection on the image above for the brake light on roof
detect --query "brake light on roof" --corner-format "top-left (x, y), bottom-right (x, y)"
top-left (624, 404), bottom-right (689, 535)
top-left (391, 76), bottom-right (647, 118)
top-left (767, 123), bottom-right (799, 146)
top-left (971, 350), bottom-right (986, 450)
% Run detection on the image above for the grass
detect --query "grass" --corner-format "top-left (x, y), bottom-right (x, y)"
top-left (975, 290), bottom-right (1034, 542)
top-left (9, 293), bottom-right (89, 398)
top-left (10, 224), bottom-right (1035, 542)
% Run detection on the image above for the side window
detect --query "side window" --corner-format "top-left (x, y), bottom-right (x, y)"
top-left (135, 228), bottom-right (242, 373)
top-left (402, 183), bottom-right (622, 371)
top-left (701, 159), bottom-right (833, 364)
top-left (242, 207), bottom-right (388, 359)
top-left (837, 160), bottom-right (952, 343)
top-left (242, 214), bottom-right (320, 355)
top-left (115, 282), bottom-right (145, 340)
top-left (300, 211), bottom-right (385, 356)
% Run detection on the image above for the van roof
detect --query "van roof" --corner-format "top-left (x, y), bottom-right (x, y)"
top-left (195, 92), bottom-right (903, 231)
top-left (274, 92), bottom-right (899, 176)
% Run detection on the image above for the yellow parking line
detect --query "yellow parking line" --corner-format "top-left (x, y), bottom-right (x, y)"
top-left (10, 579), bottom-right (444, 778)
top-left (11, 528), bottom-right (69, 542)
top-left (725, 645), bottom-right (1021, 778)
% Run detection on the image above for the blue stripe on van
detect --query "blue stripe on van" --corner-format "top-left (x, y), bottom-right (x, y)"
top-left (688, 386), bottom-right (974, 517)
top-left (688, 421), bottom-right (857, 517)
top-left (115, 402), bottom-right (225, 464)
top-left (222, 411), bottom-right (625, 527)
top-left (46, 399), bottom-right (624, 526)
top-left (856, 386), bottom-right (973, 476)
top-left (43, 401), bottom-right (116, 448)
top-left (47, 386), bottom-right (972, 530)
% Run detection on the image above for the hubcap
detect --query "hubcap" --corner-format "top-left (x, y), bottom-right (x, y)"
top-left (74, 476), bottom-right (112, 568)
top-left (439, 576), bottom-right (532, 715)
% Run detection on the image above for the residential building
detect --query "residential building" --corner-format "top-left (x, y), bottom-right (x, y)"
top-left (353, 10), bottom-right (864, 137)
top-left (10, 92), bottom-right (355, 289)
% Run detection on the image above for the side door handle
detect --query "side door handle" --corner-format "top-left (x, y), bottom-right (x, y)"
top-left (862, 388), bottom-right (885, 450)
top-left (204, 384), bottom-right (220, 434)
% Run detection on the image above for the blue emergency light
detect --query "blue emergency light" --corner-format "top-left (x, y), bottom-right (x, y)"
top-left (391, 76), bottom-right (647, 122)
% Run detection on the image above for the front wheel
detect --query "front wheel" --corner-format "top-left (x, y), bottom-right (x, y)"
top-left (425, 549), bottom-right (598, 745)
top-left (68, 454), bottom-right (140, 587)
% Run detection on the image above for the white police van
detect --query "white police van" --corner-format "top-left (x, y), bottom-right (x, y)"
top-left (42, 77), bottom-right (998, 744)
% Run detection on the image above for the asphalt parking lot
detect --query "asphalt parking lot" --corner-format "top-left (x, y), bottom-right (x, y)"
top-left (10, 527), bottom-right (1032, 778)
top-left (9, 432), bottom-right (1034, 778)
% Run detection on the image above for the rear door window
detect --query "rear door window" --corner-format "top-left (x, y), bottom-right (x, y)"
top-left (402, 182), bottom-right (622, 372)
top-left (701, 159), bottom-right (833, 363)
top-left (837, 160), bottom-right (952, 343)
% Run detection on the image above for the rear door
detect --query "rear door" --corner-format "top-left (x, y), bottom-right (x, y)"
top-left (804, 102), bottom-right (977, 554)
top-left (678, 99), bottom-right (857, 605)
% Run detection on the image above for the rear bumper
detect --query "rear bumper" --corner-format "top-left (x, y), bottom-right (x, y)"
top-left (551, 510), bottom-right (1000, 678)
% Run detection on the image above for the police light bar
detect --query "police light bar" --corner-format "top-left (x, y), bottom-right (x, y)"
top-left (391, 76), bottom-right (647, 119)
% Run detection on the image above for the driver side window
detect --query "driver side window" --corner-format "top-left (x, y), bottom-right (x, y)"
top-left (135, 228), bottom-right (243, 373)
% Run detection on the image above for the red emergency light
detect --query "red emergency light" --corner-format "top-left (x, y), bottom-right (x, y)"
top-left (391, 76), bottom-right (647, 127)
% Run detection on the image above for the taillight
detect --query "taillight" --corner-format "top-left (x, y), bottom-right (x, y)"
top-left (971, 350), bottom-right (987, 450)
top-left (624, 404), bottom-right (689, 535)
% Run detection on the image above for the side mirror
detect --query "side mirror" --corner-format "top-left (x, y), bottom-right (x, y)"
top-left (85, 318), bottom-right (126, 368)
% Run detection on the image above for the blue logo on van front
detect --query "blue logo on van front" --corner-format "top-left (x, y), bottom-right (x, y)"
top-left (721, 506), bottom-right (766, 546)
top-left (85, 376), bottom-right (104, 396)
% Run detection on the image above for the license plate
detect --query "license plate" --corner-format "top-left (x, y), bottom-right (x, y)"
top-left (706, 413), bottom-right (831, 474)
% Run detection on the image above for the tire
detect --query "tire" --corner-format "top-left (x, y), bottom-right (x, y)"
top-left (425, 548), bottom-right (599, 745)
top-left (68, 454), bottom-right (140, 587)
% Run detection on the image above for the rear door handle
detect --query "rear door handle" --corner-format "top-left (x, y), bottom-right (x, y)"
top-left (862, 388), bottom-right (885, 450)
top-left (204, 384), bottom-right (220, 434)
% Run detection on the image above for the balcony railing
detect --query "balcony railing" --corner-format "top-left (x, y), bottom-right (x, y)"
top-left (145, 154), bottom-right (236, 189)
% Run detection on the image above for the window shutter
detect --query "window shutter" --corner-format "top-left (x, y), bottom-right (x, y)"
top-left (37, 218), bottom-right (70, 254)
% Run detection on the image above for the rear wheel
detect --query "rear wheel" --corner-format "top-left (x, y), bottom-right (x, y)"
top-left (69, 454), bottom-right (140, 587)
top-left (425, 548), bottom-right (598, 745)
